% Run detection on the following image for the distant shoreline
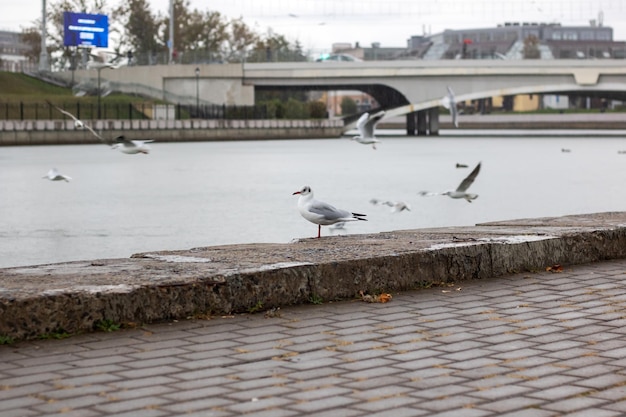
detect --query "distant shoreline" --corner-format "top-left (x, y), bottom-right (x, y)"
top-left (382, 112), bottom-right (626, 131)
top-left (1, 113), bottom-right (625, 146)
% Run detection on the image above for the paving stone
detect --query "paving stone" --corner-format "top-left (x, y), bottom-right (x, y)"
top-left (602, 400), bottom-right (626, 413)
top-left (467, 384), bottom-right (534, 400)
top-left (477, 396), bottom-right (546, 413)
top-left (556, 409), bottom-right (622, 417)
top-left (518, 373), bottom-right (580, 389)
top-left (33, 394), bottom-right (111, 413)
top-left (0, 409), bottom-right (38, 417)
top-left (0, 396), bottom-right (47, 412)
top-left (415, 394), bottom-right (484, 412)
top-left (226, 396), bottom-right (295, 414)
top-left (96, 410), bottom-right (168, 417)
top-left (159, 397), bottom-right (235, 414)
top-left (286, 395), bottom-right (358, 413)
top-left (367, 407), bottom-right (429, 417)
top-left (527, 384), bottom-right (593, 400)
top-left (351, 394), bottom-right (418, 412)
top-left (573, 373), bottom-right (626, 389)
top-left (543, 396), bottom-right (609, 412)
top-left (336, 357), bottom-right (398, 371)
top-left (421, 407), bottom-right (492, 417)
top-left (110, 375), bottom-right (179, 389)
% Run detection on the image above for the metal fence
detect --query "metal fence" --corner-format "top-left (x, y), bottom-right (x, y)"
top-left (0, 101), bottom-right (275, 121)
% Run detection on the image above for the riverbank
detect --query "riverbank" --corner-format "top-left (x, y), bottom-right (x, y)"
top-left (1, 212), bottom-right (624, 341)
top-left (384, 112), bottom-right (626, 130)
top-left (1, 113), bottom-right (625, 145)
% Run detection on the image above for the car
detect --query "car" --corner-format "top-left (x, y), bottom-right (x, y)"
top-left (315, 54), bottom-right (363, 62)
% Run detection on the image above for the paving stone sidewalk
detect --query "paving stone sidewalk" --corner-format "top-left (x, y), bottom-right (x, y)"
top-left (2, 258), bottom-right (626, 417)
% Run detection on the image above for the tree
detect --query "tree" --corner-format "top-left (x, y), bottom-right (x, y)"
top-left (155, 1), bottom-right (230, 63)
top-left (247, 31), bottom-right (304, 63)
top-left (21, 27), bottom-right (43, 63)
top-left (523, 35), bottom-right (541, 59)
top-left (341, 96), bottom-right (357, 115)
top-left (199, 11), bottom-right (229, 57)
top-left (113, 0), bottom-right (160, 64)
top-left (28, 0), bottom-right (308, 67)
top-left (308, 100), bottom-right (327, 118)
top-left (223, 18), bottom-right (258, 62)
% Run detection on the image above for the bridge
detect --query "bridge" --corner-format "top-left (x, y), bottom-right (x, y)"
top-left (61, 60), bottom-right (626, 135)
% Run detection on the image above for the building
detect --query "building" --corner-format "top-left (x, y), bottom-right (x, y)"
top-left (0, 30), bottom-right (32, 72)
top-left (399, 22), bottom-right (625, 111)
top-left (407, 21), bottom-right (626, 60)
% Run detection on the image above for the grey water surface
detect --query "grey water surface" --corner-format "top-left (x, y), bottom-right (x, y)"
top-left (1, 133), bottom-right (624, 268)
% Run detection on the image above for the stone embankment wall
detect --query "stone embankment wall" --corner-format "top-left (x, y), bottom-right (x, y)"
top-left (0, 212), bottom-right (625, 340)
top-left (0, 119), bottom-right (344, 146)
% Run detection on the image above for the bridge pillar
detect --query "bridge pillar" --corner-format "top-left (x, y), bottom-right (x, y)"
top-left (417, 110), bottom-right (428, 136)
top-left (428, 107), bottom-right (439, 136)
top-left (406, 112), bottom-right (417, 136)
top-left (406, 110), bottom-right (439, 136)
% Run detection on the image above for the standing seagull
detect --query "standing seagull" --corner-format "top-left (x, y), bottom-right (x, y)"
top-left (42, 168), bottom-right (72, 182)
top-left (46, 100), bottom-right (112, 145)
top-left (441, 86), bottom-right (459, 128)
top-left (111, 136), bottom-right (153, 154)
top-left (419, 162), bottom-right (481, 202)
top-left (352, 110), bottom-right (385, 150)
top-left (293, 186), bottom-right (367, 238)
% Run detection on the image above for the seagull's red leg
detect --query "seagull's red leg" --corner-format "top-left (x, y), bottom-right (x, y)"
top-left (317, 225), bottom-right (321, 238)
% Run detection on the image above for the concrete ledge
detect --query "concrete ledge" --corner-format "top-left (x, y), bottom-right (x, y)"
top-left (0, 127), bottom-right (345, 146)
top-left (1, 212), bottom-right (625, 340)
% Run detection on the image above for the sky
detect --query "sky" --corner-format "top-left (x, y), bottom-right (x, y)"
top-left (3, 0), bottom-right (626, 55)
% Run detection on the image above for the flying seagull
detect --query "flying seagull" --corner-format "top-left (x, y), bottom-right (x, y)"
top-left (293, 186), bottom-right (367, 238)
top-left (42, 168), bottom-right (72, 182)
top-left (111, 136), bottom-right (154, 154)
top-left (419, 162), bottom-right (482, 202)
top-left (352, 110), bottom-right (385, 150)
top-left (46, 100), bottom-right (112, 145)
top-left (441, 86), bottom-right (459, 128)
top-left (384, 201), bottom-right (411, 212)
top-left (370, 198), bottom-right (411, 212)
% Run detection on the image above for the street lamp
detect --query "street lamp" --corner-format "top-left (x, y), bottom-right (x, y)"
top-left (195, 67), bottom-right (200, 115)
top-left (92, 63), bottom-right (116, 119)
top-left (95, 63), bottom-right (114, 119)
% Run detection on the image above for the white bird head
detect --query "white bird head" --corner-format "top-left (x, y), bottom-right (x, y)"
top-left (292, 186), bottom-right (312, 196)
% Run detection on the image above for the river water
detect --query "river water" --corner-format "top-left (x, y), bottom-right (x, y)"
top-left (1, 131), bottom-right (625, 268)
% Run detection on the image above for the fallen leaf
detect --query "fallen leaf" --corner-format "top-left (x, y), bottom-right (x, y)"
top-left (377, 293), bottom-right (393, 303)
top-left (360, 290), bottom-right (393, 303)
top-left (546, 264), bottom-right (563, 273)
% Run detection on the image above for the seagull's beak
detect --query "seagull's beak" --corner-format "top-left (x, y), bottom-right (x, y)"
top-left (292, 191), bottom-right (301, 195)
